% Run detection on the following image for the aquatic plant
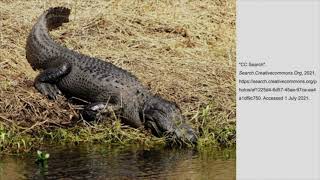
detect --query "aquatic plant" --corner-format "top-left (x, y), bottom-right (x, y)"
top-left (36, 150), bottom-right (50, 164)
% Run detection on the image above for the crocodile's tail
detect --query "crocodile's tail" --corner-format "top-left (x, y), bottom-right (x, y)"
top-left (26, 7), bottom-right (71, 70)
top-left (44, 7), bottom-right (71, 30)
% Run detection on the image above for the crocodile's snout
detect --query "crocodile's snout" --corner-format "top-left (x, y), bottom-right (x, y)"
top-left (145, 118), bottom-right (198, 145)
top-left (172, 124), bottom-right (198, 145)
top-left (143, 96), bottom-right (198, 145)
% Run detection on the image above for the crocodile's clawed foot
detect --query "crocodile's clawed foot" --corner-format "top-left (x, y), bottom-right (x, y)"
top-left (145, 121), bottom-right (162, 137)
top-left (80, 102), bottom-right (121, 122)
top-left (35, 82), bottom-right (61, 100)
top-left (81, 108), bottom-right (100, 122)
top-left (81, 103), bottom-right (104, 121)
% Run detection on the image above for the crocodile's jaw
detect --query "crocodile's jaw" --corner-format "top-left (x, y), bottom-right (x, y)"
top-left (171, 124), bottom-right (198, 145)
top-left (143, 96), bottom-right (198, 145)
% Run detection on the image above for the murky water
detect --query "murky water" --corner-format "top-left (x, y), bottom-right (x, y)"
top-left (0, 144), bottom-right (235, 179)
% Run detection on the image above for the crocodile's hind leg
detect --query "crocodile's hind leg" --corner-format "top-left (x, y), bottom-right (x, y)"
top-left (34, 62), bottom-right (71, 99)
top-left (81, 102), bottom-right (122, 122)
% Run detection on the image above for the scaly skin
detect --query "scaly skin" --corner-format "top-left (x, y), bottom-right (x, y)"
top-left (26, 7), bottom-right (197, 145)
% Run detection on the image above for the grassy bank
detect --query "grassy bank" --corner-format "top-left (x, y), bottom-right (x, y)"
top-left (0, 0), bottom-right (236, 153)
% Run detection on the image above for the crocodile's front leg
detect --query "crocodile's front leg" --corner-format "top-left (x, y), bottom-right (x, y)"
top-left (34, 62), bottom-right (71, 99)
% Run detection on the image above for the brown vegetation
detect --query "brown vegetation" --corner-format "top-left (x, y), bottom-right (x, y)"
top-left (0, 0), bottom-right (236, 152)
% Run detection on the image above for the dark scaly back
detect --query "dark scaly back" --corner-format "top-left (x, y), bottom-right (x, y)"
top-left (26, 7), bottom-right (71, 70)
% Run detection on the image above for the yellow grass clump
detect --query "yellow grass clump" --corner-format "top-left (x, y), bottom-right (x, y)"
top-left (0, 0), bottom-right (236, 152)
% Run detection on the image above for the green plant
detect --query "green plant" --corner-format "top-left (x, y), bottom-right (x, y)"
top-left (36, 150), bottom-right (50, 164)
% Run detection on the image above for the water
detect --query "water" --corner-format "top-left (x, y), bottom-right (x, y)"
top-left (0, 144), bottom-right (235, 179)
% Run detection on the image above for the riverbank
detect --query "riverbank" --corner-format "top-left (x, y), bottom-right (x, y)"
top-left (0, 0), bottom-right (236, 153)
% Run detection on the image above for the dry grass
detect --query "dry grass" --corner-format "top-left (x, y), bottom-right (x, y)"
top-left (0, 0), bottom-right (236, 152)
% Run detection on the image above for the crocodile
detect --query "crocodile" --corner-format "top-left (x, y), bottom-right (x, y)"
top-left (26, 7), bottom-right (197, 145)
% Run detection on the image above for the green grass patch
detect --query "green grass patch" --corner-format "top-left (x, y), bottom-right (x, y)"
top-left (0, 103), bottom-right (235, 153)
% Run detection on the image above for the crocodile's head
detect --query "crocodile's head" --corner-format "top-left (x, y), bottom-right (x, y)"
top-left (143, 96), bottom-right (198, 146)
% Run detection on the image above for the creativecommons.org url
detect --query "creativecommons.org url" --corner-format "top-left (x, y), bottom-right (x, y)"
top-left (239, 79), bottom-right (317, 85)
